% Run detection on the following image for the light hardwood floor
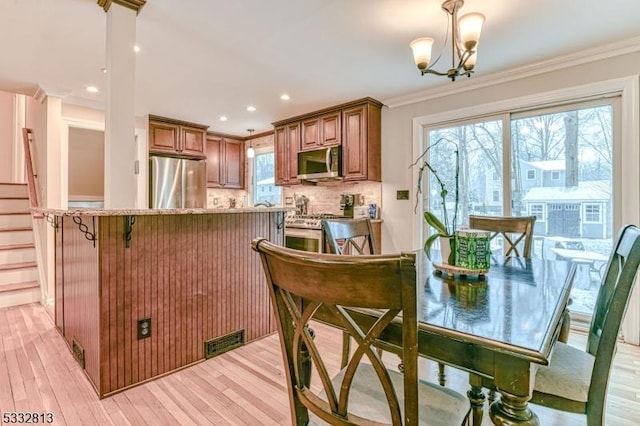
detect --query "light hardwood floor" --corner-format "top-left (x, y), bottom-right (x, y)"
top-left (1, 303), bottom-right (639, 425)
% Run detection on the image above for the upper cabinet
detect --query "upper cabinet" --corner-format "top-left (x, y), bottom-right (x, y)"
top-left (149, 115), bottom-right (208, 158)
top-left (275, 122), bottom-right (300, 185)
top-left (301, 111), bottom-right (341, 150)
top-left (272, 97), bottom-right (382, 185)
top-left (342, 101), bottom-right (381, 182)
top-left (205, 133), bottom-right (245, 189)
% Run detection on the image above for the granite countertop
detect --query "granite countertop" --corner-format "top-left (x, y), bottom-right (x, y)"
top-left (33, 206), bottom-right (294, 217)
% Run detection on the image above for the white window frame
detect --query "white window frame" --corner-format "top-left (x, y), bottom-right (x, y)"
top-left (551, 171), bottom-right (561, 180)
top-left (526, 169), bottom-right (536, 180)
top-left (248, 145), bottom-right (281, 207)
top-left (412, 76), bottom-right (640, 344)
top-left (530, 203), bottom-right (545, 220)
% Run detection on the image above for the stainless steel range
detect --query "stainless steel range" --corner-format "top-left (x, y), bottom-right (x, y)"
top-left (284, 214), bottom-right (343, 253)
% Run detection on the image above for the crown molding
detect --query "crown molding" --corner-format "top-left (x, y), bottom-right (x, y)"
top-left (384, 36), bottom-right (640, 109)
top-left (97, 0), bottom-right (146, 14)
top-left (33, 85), bottom-right (71, 103)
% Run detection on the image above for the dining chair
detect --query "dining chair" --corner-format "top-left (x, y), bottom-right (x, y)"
top-left (321, 218), bottom-right (383, 370)
top-left (252, 238), bottom-right (470, 425)
top-left (468, 214), bottom-right (536, 258)
top-left (321, 217), bottom-right (377, 256)
top-left (528, 224), bottom-right (640, 426)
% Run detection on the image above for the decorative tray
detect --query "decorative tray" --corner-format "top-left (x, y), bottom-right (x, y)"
top-left (432, 263), bottom-right (488, 278)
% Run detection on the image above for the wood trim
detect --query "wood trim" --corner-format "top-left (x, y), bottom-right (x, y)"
top-left (148, 114), bottom-right (209, 131)
top-left (272, 97), bottom-right (384, 127)
top-left (97, 0), bottom-right (146, 14)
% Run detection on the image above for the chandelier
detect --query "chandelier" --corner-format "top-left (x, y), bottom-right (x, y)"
top-left (410, 0), bottom-right (485, 81)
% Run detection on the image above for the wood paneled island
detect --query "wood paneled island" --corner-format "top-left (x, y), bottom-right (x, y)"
top-left (37, 207), bottom-right (287, 398)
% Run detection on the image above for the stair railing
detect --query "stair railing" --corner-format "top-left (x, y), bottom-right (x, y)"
top-left (22, 128), bottom-right (43, 219)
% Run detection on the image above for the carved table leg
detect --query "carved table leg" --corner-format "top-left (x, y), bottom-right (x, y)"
top-left (489, 390), bottom-right (538, 426)
top-left (467, 376), bottom-right (486, 426)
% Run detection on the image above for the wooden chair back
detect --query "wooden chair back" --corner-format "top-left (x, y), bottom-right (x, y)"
top-left (252, 238), bottom-right (418, 425)
top-left (585, 224), bottom-right (640, 414)
top-left (321, 218), bottom-right (377, 255)
top-left (469, 215), bottom-right (536, 258)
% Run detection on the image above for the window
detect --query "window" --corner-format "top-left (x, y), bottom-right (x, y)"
top-left (492, 171), bottom-right (499, 181)
top-left (530, 204), bottom-right (544, 220)
top-left (423, 100), bottom-right (616, 321)
top-left (584, 204), bottom-right (601, 223)
top-left (250, 148), bottom-right (281, 206)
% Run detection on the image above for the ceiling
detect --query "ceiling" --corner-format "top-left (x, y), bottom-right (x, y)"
top-left (1, 0), bottom-right (640, 136)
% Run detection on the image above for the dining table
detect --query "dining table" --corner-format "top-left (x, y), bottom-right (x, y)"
top-left (315, 253), bottom-right (577, 426)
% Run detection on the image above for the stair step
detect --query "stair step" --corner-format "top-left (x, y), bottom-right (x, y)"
top-left (0, 263), bottom-right (38, 285)
top-left (0, 228), bottom-right (34, 246)
top-left (0, 261), bottom-right (37, 272)
top-left (0, 280), bottom-right (39, 293)
top-left (0, 244), bottom-right (36, 264)
top-left (0, 198), bottom-right (30, 214)
top-left (0, 183), bottom-right (28, 198)
top-left (0, 213), bottom-right (33, 230)
top-left (0, 282), bottom-right (40, 308)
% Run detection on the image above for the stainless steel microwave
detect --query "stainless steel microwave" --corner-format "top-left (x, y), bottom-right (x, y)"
top-left (297, 146), bottom-right (342, 181)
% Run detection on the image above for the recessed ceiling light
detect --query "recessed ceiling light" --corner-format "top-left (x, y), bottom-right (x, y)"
top-left (247, 105), bottom-right (256, 112)
top-left (280, 94), bottom-right (290, 101)
top-left (101, 67), bottom-right (107, 74)
top-left (133, 45), bottom-right (141, 53)
top-left (86, 86), bottom-right (99, 93)
top-left (219, 115), bottom-right (228, 121)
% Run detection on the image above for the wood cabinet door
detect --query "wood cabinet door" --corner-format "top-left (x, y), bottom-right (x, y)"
top-left (287, 122), bottom-right (300, 184)
top-left (301, 117), bottom-right (320, 150)
top-left (149, 121), bottom-right (180, 154)
top-left (223, 138), bottom-right (244, 189)
top-left (342, 105), bottom-right (368, 181)
top-left (321, 111), bottom-right (341, 146)
top-left (205, 135), bottom-right (222, 187)
top-left (274, 126), bottom-right (288, 185)
top-left (181, 126), bottom-right (205, 157)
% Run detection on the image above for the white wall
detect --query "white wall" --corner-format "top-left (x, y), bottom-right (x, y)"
top-left (0, 91), bottom-right (14, 182)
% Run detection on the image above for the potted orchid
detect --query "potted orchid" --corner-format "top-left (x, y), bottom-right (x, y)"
top-left (410, 138), bottom-right (460, 264)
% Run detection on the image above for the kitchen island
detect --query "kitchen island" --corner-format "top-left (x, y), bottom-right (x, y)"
top-left (35, 207), bottom-right (287, 398)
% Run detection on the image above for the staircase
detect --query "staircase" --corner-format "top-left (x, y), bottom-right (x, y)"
top-left (0, 182), bottom-right (40, 308)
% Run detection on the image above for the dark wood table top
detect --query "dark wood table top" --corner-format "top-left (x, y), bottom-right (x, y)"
top-left (418, 256), bottom-right (576, 365)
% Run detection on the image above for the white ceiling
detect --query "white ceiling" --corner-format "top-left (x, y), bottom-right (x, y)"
top-left (1, 0), bottom-right (640, 136)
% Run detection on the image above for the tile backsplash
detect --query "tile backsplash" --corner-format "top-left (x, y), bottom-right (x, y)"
top-left (282, 181), bottom-right (381, 216)
top-left (207, 188), bottom-right (248, 208)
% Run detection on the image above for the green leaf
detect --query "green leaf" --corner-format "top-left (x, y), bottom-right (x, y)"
top-left (423, 211), bottom-right (448, 236)
top-left (423, 233), bottom-right (440, 261)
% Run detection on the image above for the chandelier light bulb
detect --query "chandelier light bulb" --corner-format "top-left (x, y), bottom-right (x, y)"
top-left (410, 37), bottom-right (434, 71)
top-left (458, 12), bottom-right (485, 51)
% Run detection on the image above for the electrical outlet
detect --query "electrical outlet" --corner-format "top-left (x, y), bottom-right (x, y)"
top-left (396, 190), bottom-right (410, 200)
top-left (138, 318), bottom-right (151, 340)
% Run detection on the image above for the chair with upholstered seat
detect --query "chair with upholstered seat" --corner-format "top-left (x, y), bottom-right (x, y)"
top-left (321, 218), bottom-right (381, 369)
top-left (528, 224), bottom-right (640, 426)
top-left (252, 238), bottom-right (470, 425)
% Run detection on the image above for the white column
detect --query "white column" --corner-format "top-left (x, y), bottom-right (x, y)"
top-left (104, 3), bottom-right (137, 208)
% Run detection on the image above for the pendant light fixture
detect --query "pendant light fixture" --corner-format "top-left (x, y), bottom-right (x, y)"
top-left (410, 0), bottom-right (485, 81)
top-left (246, 128), bottom-right (255, 159)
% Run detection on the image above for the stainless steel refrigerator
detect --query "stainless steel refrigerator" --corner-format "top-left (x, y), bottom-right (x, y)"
top-left (149, 156), bottom-right (206, 208)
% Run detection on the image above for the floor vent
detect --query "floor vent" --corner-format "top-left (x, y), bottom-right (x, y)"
top-left (72, 339), bottom-right (85, 369)
top-left (204, 329), bottom-right (245, 359)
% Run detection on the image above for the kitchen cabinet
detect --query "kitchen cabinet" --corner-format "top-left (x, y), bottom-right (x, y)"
top-left (206, 134), bottom-right (245, 189)
top-left (301, 111), bottom-right (341, 150)
top-left (272, 97), bottom-right (382, 184)
top-left (342, 100), bottom-right (381, 181)
top-left (275, 122), bottom-right (300, 185)
top-left (149, 115), bottom-right (208, 158)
